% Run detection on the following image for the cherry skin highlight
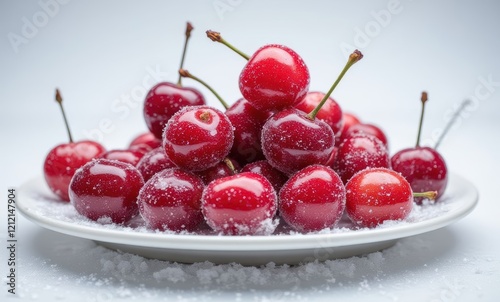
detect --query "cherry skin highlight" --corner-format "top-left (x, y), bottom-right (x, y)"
top-left (196, 158), bottom-right (240, 185)
top-left (295, 91), bottom-right (344, 137)
top-left (391, 147), bottom-right (448, 202)
top-left (345, 123), bottom-right (388, 148)
top-left (69, 158), bottom-right (144, 223)
top-left (163, 105), bottom-right (234, 171)
top-left (99, 149), bottom-right (144, 166)
top-left (136, 147), bottom-right (176, 182)
top-left (279, 165), bottom-right (346, 232)
top-left (345, 167), bottom-right (413, 228)
top-left (138, 168), bottom-right (204, 232)
top-left (144, 82), bottom-right (205, 139)
top-left (241, 160), bottom-right (288, 192)
top-left (239, 44), bottom-right (310, 111)
top-left (129, 132), bottom-right (162, 150)
top-left (43, 140), bottom-right (106, 201)
top-left (201, 172), bottom-right (277, 235)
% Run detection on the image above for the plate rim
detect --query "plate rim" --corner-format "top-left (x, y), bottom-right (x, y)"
top-left (17, 172), bottom-right (479, 251)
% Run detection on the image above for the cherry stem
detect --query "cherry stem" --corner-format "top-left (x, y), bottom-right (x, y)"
top-left (413, 191), bottom-right (438, 200)
top-left (434, 99), bottom-right (471, 149)
top-left (55, 88), bottom-right (74, 143)
top-left (307, 50), bottom-right (363, 120)
top-left (415, 91), bottom-right (428, 147)
top-left (223, 158), bottom-right (237, 174)
top-left (179, 69), bottom-right (229, 109)
top-left (206, 30), bottom-right (249, 61)
top-left (177, 22), bottom-right (194, 86)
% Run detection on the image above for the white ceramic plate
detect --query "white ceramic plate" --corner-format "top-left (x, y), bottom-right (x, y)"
top-left (18, 173), bottom-right (478, 265)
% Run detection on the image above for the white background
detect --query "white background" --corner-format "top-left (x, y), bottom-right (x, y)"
top-left (1, 0), bottom-right (500, 301)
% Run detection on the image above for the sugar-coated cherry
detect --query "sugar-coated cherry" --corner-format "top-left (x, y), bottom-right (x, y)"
top-left (136, 147), bottom-right (176, 182)
top-left (338, 112), bottom-right (361, 144)
top-left (99, 149), bottom-right (144, 166)
top-left (201, 172), bottom-right (277, 235)
top-left (261, 108), bottom-right (335, 175)
top-left (163, 105), bottom-right (234, 171)
top-left (345, 123), bottom-right (388, 147)
top-left (129, 132), bottom-right (162, 150)
top-left (69, 158), bottom-right (144, 223)
top-left (333, 133), bottom-right (390, 184)
top-left (345, 167), bottom-right (413, 228)
top-left (279, 165), bottom-right (345, 232)
top-left (295, 91), bottom-right (344, 137)
top-left (138, 168), bottom-right (204, 231)
top-left (196, 158), bottom-right (239, 185)
top-left (239, 44), bottom-right (310, 111)
top-left (241, 160), bottom-right (288, 192)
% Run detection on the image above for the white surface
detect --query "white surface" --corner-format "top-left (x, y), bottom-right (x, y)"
top-left (1, 0), bottom-right (500, 301)
top-left (16, 173), bottom-right (478, 265)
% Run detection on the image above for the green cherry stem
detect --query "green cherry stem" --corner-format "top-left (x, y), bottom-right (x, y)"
top-left (178, 69), bottom-right (229, 109)
top-left (55, 88), bottom-right (74, 143)
top-left (206, 30), bottom-right (250, 61)
top-left (307, 50), bottom-right (364, 120)
top-left (415, 91), bottom-right (428, 147)
top-left (177, 22), bottom-right (194, 86)
top-left (413, 191), bottom-right (437, 200)
top-left (434, 99), bottom-right (471, 149)
top-left (223, 158), bottom-right (237, 174)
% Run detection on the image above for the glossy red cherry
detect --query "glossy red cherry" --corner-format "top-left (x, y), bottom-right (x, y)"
top-left (136, 147), bottom-right (176, 182)
top-left (201, 172), bottom-right (277, 235)
top-left (129, 132), bottom-right (162, 150)
top-left (333, 133), bottom-right (390, 184)
top-left (196, 158), bottom-right (239, 185)
top-left (391, 92), bottom-right (448, 201)
top-left (345, 123), bottom-right (388, 147)
top-left (143, 23), bottom-right (206, 139)
top-left (43, 89), bottom-right (106, 201)
top-left (138, 168), bottom-right (204, 232)
top-left (240, 160), bottom-right (288, 192)
top-left (295, 91), bottom-right (344, 136)
top-left (279, 165), bottom-right (345, 232)
top-left (261, 108), bottom-right (335, 175)
top-left (99, 149), bottom-right (144, 166)
top-left (239, 44), bottom-right (310, 111)
top-left (338, 112), bottom-right (361, 144)
top-left (345, 168), bottom-right (413, 228)
top-left (163, 105), bottom-right (234, 171)
top-left (69, 159), bottom-right (144, 223)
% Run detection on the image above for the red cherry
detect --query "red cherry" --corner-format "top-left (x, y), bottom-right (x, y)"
top-left (201, 172), bottom-right (277, 235)
top-left (345, 123), bottom-right (388, 147)
top-left (345, 168), bottom-right (413, 228)
top-left (99, 149), bottom-right (144, 166)
top-left (338, 112), bottom-right (361, 144)
top-left (69, 159), bottom-right (144, 223)
top-left (129, 132), bottom-right (162, 150)
top-left (138, 168), bottom-right (204, 231)
top-left (44, 141), bottom-right (106, 201)
top-left (136, 147), bottom-right (176, 182)
top-left (279, 165), bottom-right (345, 232)
top-left (261, 108), bottom-right (335, 175)
top-left (333, 133), bottom-right (390, 184)
top-left (196, 158), bottom-right (239, 185)
top-left (163, 105), bottom-right (234, 171)
top-left (295, 91), bottom-right (344, 136)
top-left (240, 160), bottom-right (288, 192)
top-left (43, 89), bottom-right (106, 201)
top-left (239, 44), bottom-right (310, 111)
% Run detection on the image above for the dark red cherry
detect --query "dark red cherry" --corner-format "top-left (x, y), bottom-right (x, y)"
top-left (295, 91), bottom-right (344, 136)
top-left (391, 147), bottom-right (448, 201)
top-left (338, 112), bottom-right (361, 144)
top-left (333, 133), bottom-right (390, 184)
top-left (69, 159), bottom-right (144, 223)
top-left (345, 168), bottom-right (413, 228)
top-left (239, 44), bottom-right (310, 111)
top-left (144, 82), bottom-right (205, 139)
top-left (241, 160), bottom-right (288, 192)
top-left (163, 105), bottom-right (234, 171)
top-left (99, 149), bottom-right (144, 166)
top-left (136, 147), bottom-right (176, 182)
top-left (129, 132), bottom-right (162, 150)
top-left (196, 158), bottom-right (239, 185)
top-left (44, 141), bottom-right (106, 201)
top-left (345, 123), bottom-right (388, 147)
top-left (261, 108), bottom-right (335, 175)
top-left (138, 168), bottom-right (204, 232)
top-left (226, 98), bottom-right (272, 164)
top-left (201, 172), bottom-right (277, 235)
top-left (279, 165), bottom-right (345, 232)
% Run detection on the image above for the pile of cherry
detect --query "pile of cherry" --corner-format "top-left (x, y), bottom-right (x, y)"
top-left (43, 23), bottom-right (448, 235)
